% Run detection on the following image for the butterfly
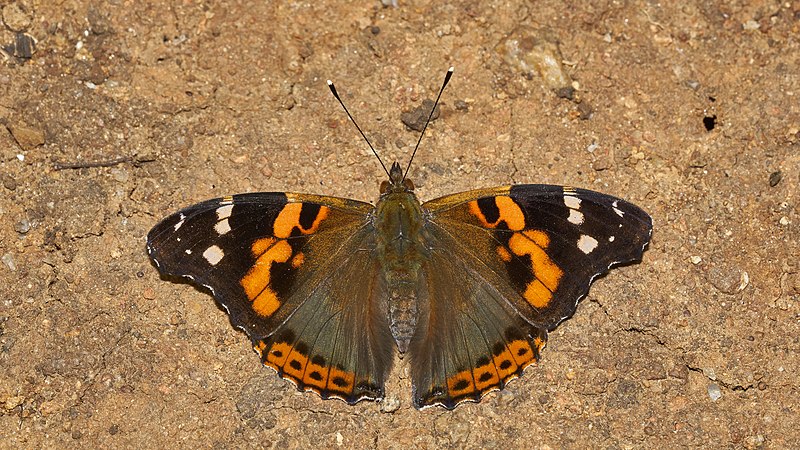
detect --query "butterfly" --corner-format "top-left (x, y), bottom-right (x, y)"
top-left (146, 68), bottom-right (652, 409)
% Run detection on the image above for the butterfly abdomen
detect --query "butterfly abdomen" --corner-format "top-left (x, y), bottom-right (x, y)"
top-left (374, 190), bottom-right (430, 353)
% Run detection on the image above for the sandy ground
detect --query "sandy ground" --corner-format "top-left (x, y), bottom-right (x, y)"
top-left (1, 0), bottom-right (798, 448)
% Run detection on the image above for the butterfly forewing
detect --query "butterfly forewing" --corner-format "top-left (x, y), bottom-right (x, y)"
top-left (424, 184), bottom-right (652, 330)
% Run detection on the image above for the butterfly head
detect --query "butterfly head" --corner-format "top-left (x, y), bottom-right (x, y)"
top-left (381, 161), bottom-right (415, 195)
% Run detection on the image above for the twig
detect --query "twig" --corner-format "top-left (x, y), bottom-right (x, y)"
top-left (53, 155), bottom-right (154, 170)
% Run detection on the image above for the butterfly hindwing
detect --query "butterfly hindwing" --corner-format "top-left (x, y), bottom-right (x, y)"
top-left (409, 246), bottom-right (547, 409)
top-left (146, 192), bottom-right (394, 403)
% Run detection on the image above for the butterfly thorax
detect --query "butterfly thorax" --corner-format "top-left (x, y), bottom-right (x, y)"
top-left (374, 163), bottom-right (429, 353)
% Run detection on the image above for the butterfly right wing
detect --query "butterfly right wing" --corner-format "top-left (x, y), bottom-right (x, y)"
top-left (146, 192), bottom-right (394, 404)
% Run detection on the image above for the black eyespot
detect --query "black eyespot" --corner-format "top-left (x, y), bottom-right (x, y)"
top-left (452, 379), bottom-right (470, 391)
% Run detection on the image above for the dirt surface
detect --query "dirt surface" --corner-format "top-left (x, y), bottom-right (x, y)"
top-left (1, 0), bottom-right (798, 448)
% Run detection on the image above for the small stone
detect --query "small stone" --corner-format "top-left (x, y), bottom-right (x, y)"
top-left (707, 265), bottom-right (748, 295)
top-left (454, 99), bottom-right (468, 111)
top-left (2, 1), bottom-right (34, 31)
top-left (768, 171), bottom-right (782, 187)
top-left (745, 434), bottom-right (765, 448)
top-left (379, 396), bottom-right (400, 413)
top-left (4, 32), bottom-right (37, 59)
top-left (142, 287), bottom-right (156, 300)
top-left (108, 424), bottom-right (119, 435)
top-left (779, 216), bottom-right (789, 226)
top-left (400, 99), bottom-right (441, 132)
top-left (2, 173), bottom-right (17, 190)
top-left (556, 86), bottom-right (575, 100)
top-left (2, 253), bottom-right (16, 271)
top-left (757, 381), bottom-right (767, 390)
top-left (7, 122), bottom-right (45, 150)
top-left (742, 20), bottom-right (760, 31)
top-left (577, 101), bottom-right (593, 120)
top-left (690, 255), bottom-right (702, 265)
top-left (4, 395), bottom-right (24, 410)
top-left (14, 218), bottom-right (30, 234)
top-left (707, 383), bottom-right (722, 401)
top-left (497, 27), bottom-right (573, 93)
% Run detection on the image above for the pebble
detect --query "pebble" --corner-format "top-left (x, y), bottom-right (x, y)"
top-left (2, 2), bottom-right (33, 31)
top-left (400, 99), bottom-right (440, 132)
top-left (707, 383), bottom-right (722, 401)
top-left (768, 171), bottom-right (782, 187)
top-left (8, 122), bottom-right (45, 150)
top-left (690, 255), bottom-right (702, 265)
top-left (379, 396), bottom-right (400, 413)
top-left (2, 253), bottom-right (16, 271)
top-left (497, 27), bottom-right (573, 93)
top-left (707, 265), bottom-right (749, 294)
top-left (14, 218), bottom-right (30, 234)
top-left (1, 173), bottom-right (17, 190)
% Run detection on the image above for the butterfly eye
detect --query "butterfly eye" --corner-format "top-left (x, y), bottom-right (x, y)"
top-left (404, 179), bottom-right (415, 191)
top-left (380, 180), bottom-right (390, 194)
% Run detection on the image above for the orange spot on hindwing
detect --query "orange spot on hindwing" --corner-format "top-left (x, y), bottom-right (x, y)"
top-left (472, 357), bottom-right (501, 391)
top-left (447, 370), bottom-right (476, 397)
top-left (327, 367), bottom-right (355, 394)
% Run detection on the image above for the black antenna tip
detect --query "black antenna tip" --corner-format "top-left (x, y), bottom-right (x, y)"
top-left (327, 80), bottom-right (339, 98)
top-left (443, 67), bottom-right (454, 84)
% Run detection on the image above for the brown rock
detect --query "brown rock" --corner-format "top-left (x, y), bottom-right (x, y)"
top-left (7, 122), bottom-right (45, 150)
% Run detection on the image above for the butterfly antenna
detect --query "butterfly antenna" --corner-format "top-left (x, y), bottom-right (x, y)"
top-left (403, 66), bottom-right (454, 181)
top-left (327, 80), bottom-right (390, 178)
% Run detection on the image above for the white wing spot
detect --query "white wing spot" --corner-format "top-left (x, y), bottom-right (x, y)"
top-left (185, 249), bottom-right (192, 255)
top-left (578, 235), bottom-right (599, 254)
top-left (564, 195), bottom-right (581, 210)
top-left (568, 209), bottom-right (585, 225)
top-left (174, 213), bottom-right (186, 231)
top-left (203, 245), bottom-right (225, 265)
top-left (215, 218), bottom-right (231, 235)
top-left (217, 204), bottom-right (234, 220)
top-left (612, 200), bottom-right (624, 217)
top-left (608, 236), bottom-right (615, 242)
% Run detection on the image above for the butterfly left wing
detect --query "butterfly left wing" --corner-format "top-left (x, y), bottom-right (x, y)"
top-left (409, 185), bottom-right (652, 408)
top-left (424, 184), bottom-right (652, 329)
top-left (146, 193), bottom-right (395, 404)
